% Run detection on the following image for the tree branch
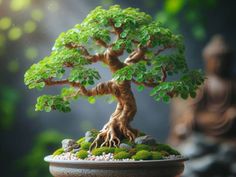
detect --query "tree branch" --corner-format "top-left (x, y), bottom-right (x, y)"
top-left (65, 43), bottom-right (103, 63)
top-left (44, 79), bottom-right (115, 97)
top-left (124, 47), bottom-right (147, 64)
top-left (161, 66), bottom-right (167, 82)
top-left (155, 45), bottom-right (175, 56)
top-left (95, 38), bottom-right (108, 48)
top-left (132, 79), bottom-right (158, 88)
top-left (109, 19), bottom-right (122, 38)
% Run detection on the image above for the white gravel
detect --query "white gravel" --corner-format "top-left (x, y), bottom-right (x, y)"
top-left (53, 151), bottom-right (135, 161)
top-left (53, 151), bottom-right (183, 161)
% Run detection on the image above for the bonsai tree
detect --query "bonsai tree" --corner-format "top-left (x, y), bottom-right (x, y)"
top-left (24, 5), bottom-right (204, 148)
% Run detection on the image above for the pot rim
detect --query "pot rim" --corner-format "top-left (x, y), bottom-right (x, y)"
top-left (44, 155), bottom-right (188, 164)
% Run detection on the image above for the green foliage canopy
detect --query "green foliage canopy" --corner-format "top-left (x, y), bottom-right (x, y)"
top-left (24, 5), bottom-right (204, 112)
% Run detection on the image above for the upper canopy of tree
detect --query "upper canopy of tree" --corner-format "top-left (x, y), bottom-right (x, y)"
top-left (24, 5), bottom-right (204, 113)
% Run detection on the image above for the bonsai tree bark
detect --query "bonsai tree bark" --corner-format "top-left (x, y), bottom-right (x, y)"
top-left (24, 5), bottom-right (204, 148)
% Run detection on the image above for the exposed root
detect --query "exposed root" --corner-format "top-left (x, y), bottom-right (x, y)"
top-left (90, 121), bottom-right (137, 150)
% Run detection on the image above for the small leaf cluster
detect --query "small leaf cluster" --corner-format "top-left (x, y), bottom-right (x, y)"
top-left (137, 21), bottom-right (183, 48)
top-left (24, 54), bottom-right (99, 90)
top-left (35, 95), bottom-right (71, 112)
top-left (113, 60), bottom-right (169, 85)
top-left (150, 70), bottom-right (204, 102)
top-left (24, 56), bottom-right (64, 90)
top-left (113, 61), bottom-right (147, 82)
top-left (61, 87), bottom-right (78, 100)
top-left (151, 54), bottom-right (187, 76)
top-left (53, 5), bottom-right (152, 54)
top-left (68, 66), bottom-right (100, 85)
top-left (53, 48), bottom-right (90, 66)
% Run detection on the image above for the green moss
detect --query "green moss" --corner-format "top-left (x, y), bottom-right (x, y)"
top-left (129, 148), bottom-right (137, 156)
top-left (81, 142), bottom-right (92, 150)
top-left (132, 150), bottom-right (152, 160)
top-left (114, 147), bottom-right (128, 154)
top-left (137, 131), bottom-right (146, 137)
top-left (114, 151), bottom-right (131, 160)
top-left (135, 144), bottom-right (152, 151)
top-left (89, 129), bottom-right (99, 138)
top-left (121, 139), bottom-right (134, 146)
top-left (76, 150), bottom-right (88, 159)
top-left (52, 148), bottom-right (64, 156)
top-left (151, 151), bottom-right (163, 160)
top-left (76, 137), bottom-right (85, 145)
top-left (160, 151), bottom-right (169, 157)
top-left (92, 147), bottom-right (115, 156)
top-left (156, 144), bottom-right (180, 155)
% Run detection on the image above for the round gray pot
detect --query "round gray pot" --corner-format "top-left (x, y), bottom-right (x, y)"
top-left (44, 155), bottom-right (187, 177)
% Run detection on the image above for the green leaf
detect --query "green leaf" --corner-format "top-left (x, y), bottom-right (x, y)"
top-left (180, 92), bottom-right (188, 99)
top-left (137, 85), bottom-right (145, 92)
top-left (45, 106), bottom-right (52, 112)
top-left (162, 95), bottom-right (170, 103)
top-left (88, 80), bottom-right (95, 85)
top-left (120, 31), bottom-right (127, 38)
top-left (88, 96), bottom-right (96, 104)
top-left (115, 22), bottom-right (122, 27)
top-left (190, 91), bottom-right (196, 98)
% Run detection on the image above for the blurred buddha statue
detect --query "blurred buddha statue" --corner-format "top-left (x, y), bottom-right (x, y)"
top-left (169, 35), bottom-right (236, 177)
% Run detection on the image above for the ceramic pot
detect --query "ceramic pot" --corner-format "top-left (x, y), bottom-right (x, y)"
top-left (44, 155), bottom-right (187, 177)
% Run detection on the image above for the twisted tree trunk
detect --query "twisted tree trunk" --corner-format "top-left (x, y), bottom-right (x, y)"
top-left (91, 50), bottom-right (138, 148)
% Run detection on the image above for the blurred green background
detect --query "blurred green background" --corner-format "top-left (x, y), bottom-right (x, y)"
top-left (0, 0), bottom-right (235, 177)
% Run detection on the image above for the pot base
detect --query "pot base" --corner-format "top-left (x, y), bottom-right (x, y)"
top-left (44, 155), bottom-right (187, 177)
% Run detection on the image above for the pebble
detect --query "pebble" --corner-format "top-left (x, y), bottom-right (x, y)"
top-left (61, 139), bottom-right (79, 152)
top-left (134, 135), bottom-right (156, 145)
top-left (72, 148), bottom-right (81, 153)
top-left (85, 136), bottom-right (95, 143)
top-left (119, 143), bottom-right (132, 150)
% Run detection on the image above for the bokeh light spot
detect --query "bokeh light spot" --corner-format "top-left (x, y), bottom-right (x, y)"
top-left (8, 27), bottom-right (22, 40)
top-left (25, 47), bottom-right (38, 60)
top-left (47, 0), bottom-right (59, 12)
top-left (31, 9), bottom-right (44, 22)
top-left (10, 0), bottom-right (31, 11)
top-left (192, 24), bottom-right (206, 40)
top-left (0, 17), bottom-right (12, 30)
top-left (7, 59), bottom-right (19, 73)
top-left (24, 20), bottom-right (37, 33)
top-left (0, 33), bottom-right (6, 47)
top-left (164, 0), bottom-right (185, 14)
